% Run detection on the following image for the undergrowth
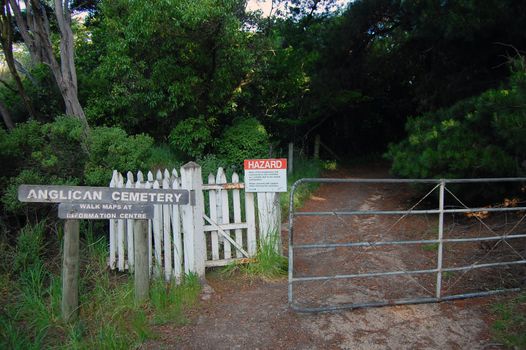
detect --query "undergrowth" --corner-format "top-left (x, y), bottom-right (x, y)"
top-left (0, 222), bottom-right (201, 349)
top-left (222, 157), bottom-right (329, 279)
top-left (223, 232), bottom-right (287, 280)
top-left (491, 292), bottom-right (526, 349)
top-left (280, 158), bottom-right (329, 218)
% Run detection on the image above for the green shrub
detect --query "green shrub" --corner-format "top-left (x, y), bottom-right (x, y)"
top-left (84, 126), bottom-right (154, 185)
top-left (197, 154), bottom-right (234, 180)
top-left (0, 117), bottom-right (156, 214)
top-left (386, 67), bottom-right (526, 179)
top-left (217, 118), bottom-right (270, 169)
top-left (169, 116), bottom-right (214, 159)
top-left (147, 144), bottom-right (182, 172)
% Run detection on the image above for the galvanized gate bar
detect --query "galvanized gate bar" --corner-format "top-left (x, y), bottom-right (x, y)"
top-left (292, 260), bottom-right (526, 282)
top-left (293, 177), bottom-right (526, 184)
top-left (288, 177), bottom-right (526, 312)
top-left (295, 206), bottom-right (526, 216)
top-left (294, 233), bottom-right (526, 249)
top-left (289, 288), bottom-right (523, 313)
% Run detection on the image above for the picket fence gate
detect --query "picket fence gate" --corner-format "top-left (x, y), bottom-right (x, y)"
top-left (108, 162), bottom-right (281, 281)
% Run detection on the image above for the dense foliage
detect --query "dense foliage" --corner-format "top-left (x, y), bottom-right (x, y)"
top-left (387, 64), bottom-right (526, 179)
top-left (1, 0), bottom-right (525, 346)
top-left (0, 117), bottom-right (154, 214)
top-left (0, 0), bottom-right (523, 230)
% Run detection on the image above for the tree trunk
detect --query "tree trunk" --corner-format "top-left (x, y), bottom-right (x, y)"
top-left (9, 0), bottom-right (90, 152)
top-left (0, 0), bottom-right (37, 120)
top-left (0, 99), bottom-right (14, 129)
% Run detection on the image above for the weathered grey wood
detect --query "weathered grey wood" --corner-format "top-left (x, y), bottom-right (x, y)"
top-left (18, 184), bottom-right (190, 205)
top-left (126, 173), bottom-right (135, 272)
top-left (58, 203), bottom-right (153, 220)
top-left (62, 219), bottom-right (79, 322)
top-left (217, 168), bottom-right (232, 259)
top-left (152, 180), bottom-right (162, 277)
top-left (232, 172), bottom-right (243, 258)
top-left (117, 175), bottom-right (125, 271)
top-left (202, 183), bottom-right (245, 190)
top-left (109, 173), bottom-right (117, 269)
top-left (208, 173), bottom-right (219, 261)
top-left (203, 222), bottom-right (249, 231)
top-left (288, 142), bottom-right (294, 175)
top-left (203, 214), bottom-right (249, 257)
top-left (245, 192), bottom-right (257, 256)
top-left (180, 162), bottom-right (206, 277)
top-left (171, 178), bottom-right (183, 283)
top-left (162, 177), bottom-right (172, 281)
top-left (314, 134), bottom-right (320, 159)
top-left (257, 192), bottom-right (281, 254)
top-left (134, 219), bottom-right (149, 303)
top-left (143, 181), bottom-right (153, 276)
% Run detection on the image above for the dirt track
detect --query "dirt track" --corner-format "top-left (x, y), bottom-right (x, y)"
top-left (143, 164), bottom-right (509, 349)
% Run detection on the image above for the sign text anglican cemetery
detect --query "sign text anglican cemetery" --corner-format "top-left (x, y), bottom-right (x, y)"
top-left (18, 185), bottom-right (191, 220)
top-left (244, 158), bottom-right (287, 192)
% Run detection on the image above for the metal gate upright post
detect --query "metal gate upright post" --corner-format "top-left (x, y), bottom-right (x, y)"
top-left (288, 181), bottom-right (297, 306)
top-left (436, 179), bottom-right (445, 300)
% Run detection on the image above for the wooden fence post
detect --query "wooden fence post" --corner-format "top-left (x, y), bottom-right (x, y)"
top-left (180, 162), bottom-right (206, 277)
top-left (314, 134), bottom-right (320, 159)
top-left (288, 142), bottom-right (294, 175)
top-left (62, 219), bottom-right (79, 322)
top-left (257, 192), bottom-right (282, 254)
top-left (134, 219), bottom-right (149, 302)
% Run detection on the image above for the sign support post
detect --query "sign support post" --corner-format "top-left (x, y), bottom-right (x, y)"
top-left (17, 182), bottom-right (193, 316)
top-left (62, 219), bottom-right (80, 322)
top-left (134, 219), bottom-right (149, 302)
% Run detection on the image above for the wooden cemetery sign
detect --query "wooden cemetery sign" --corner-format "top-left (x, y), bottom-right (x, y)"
top-left (18, 184), bottom-right (191, 205)
top-left (58, 203), bottom-right (154, 220)
top-left (18, 183), bottom-right (193, 322)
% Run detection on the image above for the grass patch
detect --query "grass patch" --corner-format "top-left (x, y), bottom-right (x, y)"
top-left (0, 221), bottom-right (201, 349)
top-left (491, 292), bottom-right (526, 349)
top-left (150, 273), bottom-right (201, 325)
top-left (422, 243), bottom-right (439, 252)
top-left (223, 232), bottom-right (287, 280)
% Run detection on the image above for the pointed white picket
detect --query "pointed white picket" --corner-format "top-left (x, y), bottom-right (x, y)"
top-left (144, 180), bottom-right (153, 276)
top-left (208, 173), bottom-right (219, 260)
top-left (172, 168), bottom-right (178, 178)
top-left (116, 174), bottom-right (126, 271)
top-left (216, 168), bottom-right (231, 259)
top-left (172, 178), bottom-right (183, 283)
top-left (232, 172), bottom-right (243, 258)
top-left (126, 172), bottom-right (135, 272)
top-left (162, 177), bottom-right (172, 281)
top-left (245, 191), bottom-right (257, 256)
top-left (152, 180), bottom-right (162, 277)
top-left (137, 170), bottom-right (144, 183)
top-left (109, 171), bottom-right (117, 269)
top-left (256, 192), bottom-right (281, 252)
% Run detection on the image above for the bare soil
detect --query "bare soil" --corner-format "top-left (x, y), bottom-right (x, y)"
top-left (142, 163), bottom-right (524, 349)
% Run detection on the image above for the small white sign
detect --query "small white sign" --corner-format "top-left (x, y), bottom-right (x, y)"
top-left (244, 158), bottom-right (287, 192)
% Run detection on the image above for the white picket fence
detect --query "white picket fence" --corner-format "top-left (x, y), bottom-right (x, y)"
top-left (108, 162), bottom-right (281, 281)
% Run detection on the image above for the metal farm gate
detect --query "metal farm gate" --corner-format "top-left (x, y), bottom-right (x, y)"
top-left (288, 177), bottom-right (526, 312)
